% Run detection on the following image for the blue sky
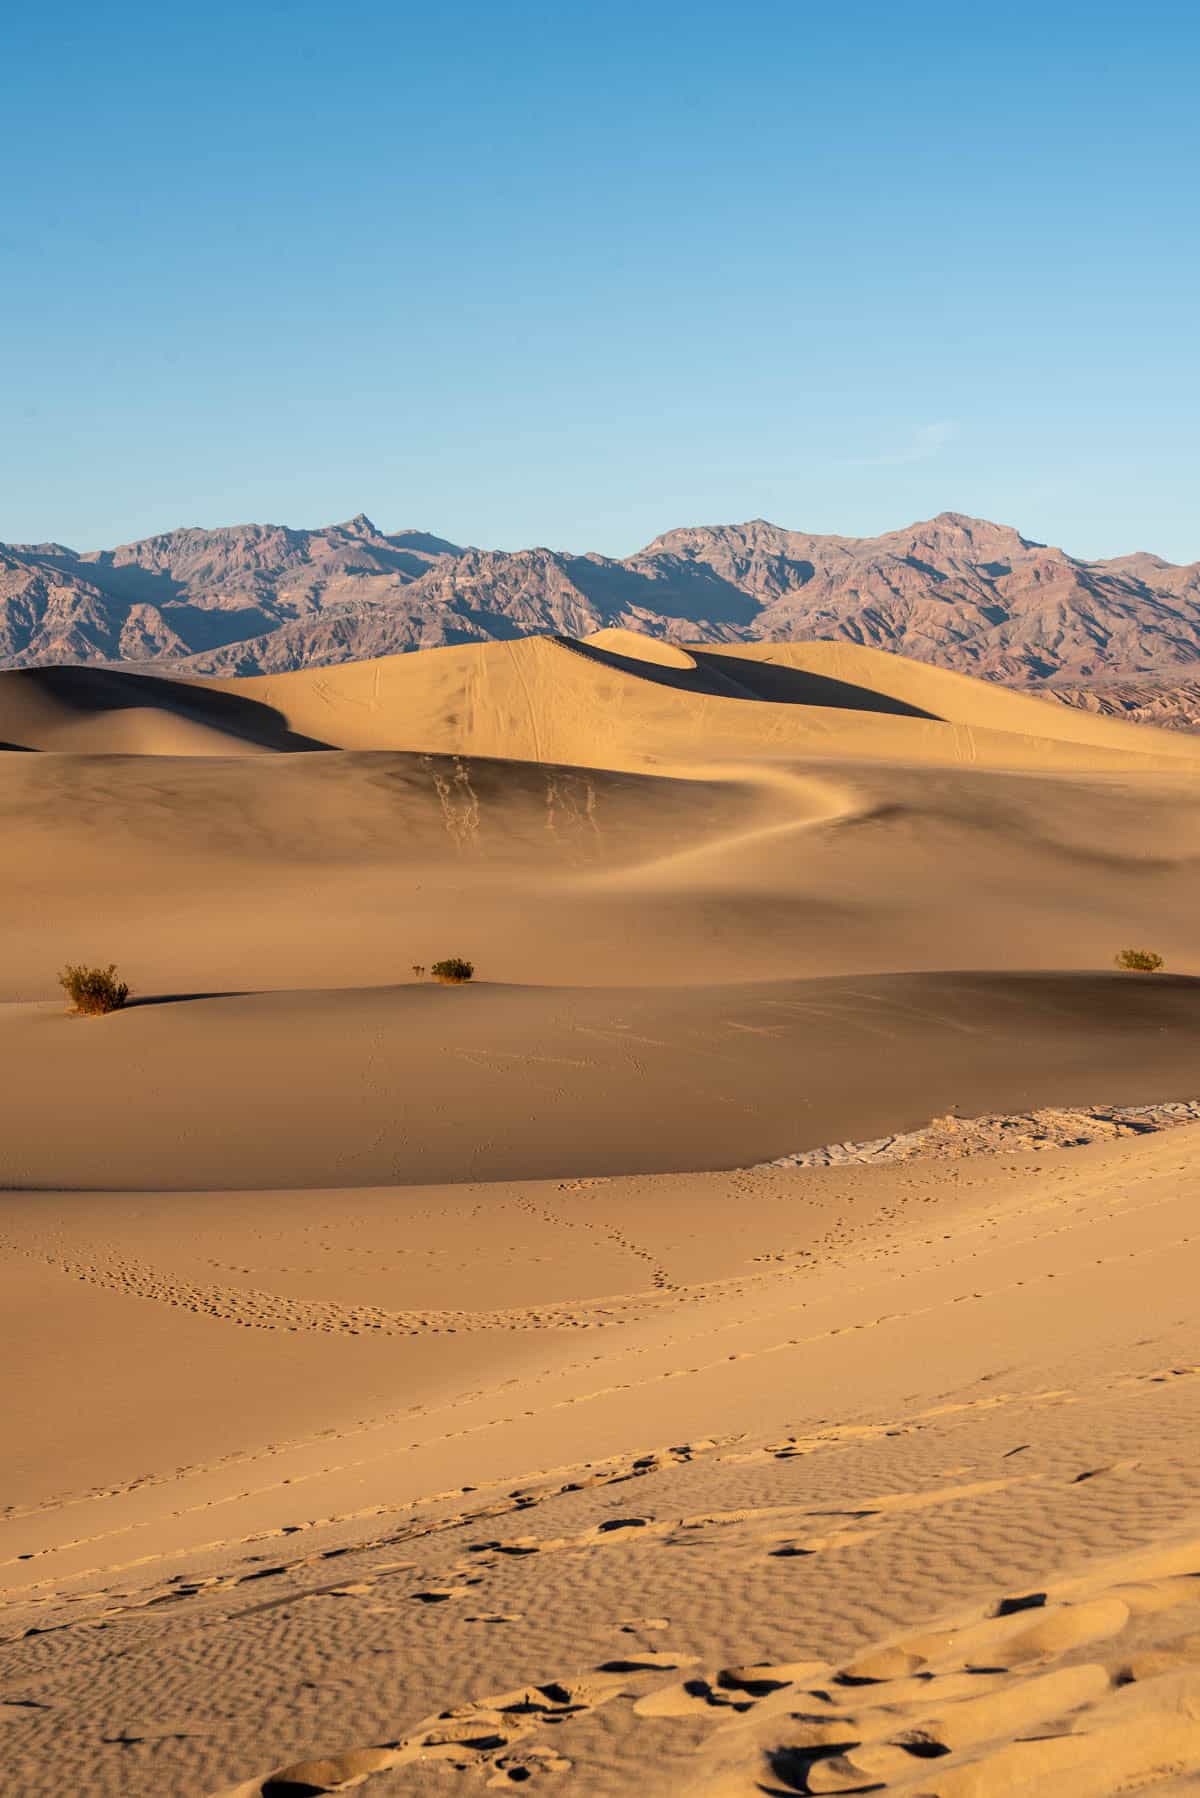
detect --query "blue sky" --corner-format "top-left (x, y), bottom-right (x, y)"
top-left (2, 0), bottom-right (1197, 560)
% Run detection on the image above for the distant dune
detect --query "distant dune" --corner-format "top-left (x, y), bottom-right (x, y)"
top-left (1, 636), bottom-right (1199, 1010)
top-left (3, 631), bottom-right (1199, 766)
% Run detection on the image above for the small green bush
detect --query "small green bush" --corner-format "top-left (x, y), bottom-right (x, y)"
top-left (1115, 948), bottom-right (1165, 973)
top-left (59, 963), bottom-right (130, 1015)
top-left (431, 957), bottom-right (474, 984)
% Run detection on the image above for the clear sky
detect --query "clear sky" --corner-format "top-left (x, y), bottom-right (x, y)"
top-left (3, 0), bottom-right (1197, 561)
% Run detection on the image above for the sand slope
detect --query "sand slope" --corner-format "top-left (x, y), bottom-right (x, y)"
top-left (3, 1127), bottom-right (1200, 1794)
top-left (2, 632), bottom-right (1200, 1795)
top-left (220, 634), bottom-right (1200, 770)
top-left (2, 972), bottom-right (1199, 1190)
top-left (2, 747), bottom-right (1200, 1003)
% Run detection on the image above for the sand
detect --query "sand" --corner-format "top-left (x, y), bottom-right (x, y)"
top-left (2, 633), bottom-right (1199, 1795)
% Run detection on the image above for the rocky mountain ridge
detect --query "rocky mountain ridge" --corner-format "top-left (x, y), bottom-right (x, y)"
top-left (3, 512), bottom-right (1200, 717)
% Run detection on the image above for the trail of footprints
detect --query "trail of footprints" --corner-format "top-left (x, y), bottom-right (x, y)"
top-left (513, 1194), bottom-right (676, 1294)
top-left (2, 1441), bottom-right (727, 1637)
top-left (631, 1537), bottom-right (1200, 1797)
top-left (6, 1384), bottom-right (1198, 1791)
top-left (186, 1444), bottom-right (1200, 1797)
top-left (3, 1129), bottom-right (1193, 1369)
top-left (8, 1368), bottom-right (1191, 1615)
top-left (6, 1211), bottom-right (1191, 1349)
top-left (3, 1149), bottom-right (1195, 1355)
top-left (206, 1528), bottom-right (1200, 1796)
top-left (0, 1235), bottom-right (672, 1338)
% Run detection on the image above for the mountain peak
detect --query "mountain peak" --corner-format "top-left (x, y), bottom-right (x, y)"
top-left (914, 511), bottom-right (1047, 552)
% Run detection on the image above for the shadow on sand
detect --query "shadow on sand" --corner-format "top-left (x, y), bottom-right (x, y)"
top-left (562, 637), bottom-right (941, 720)
top-left (8, 667), bottom-right (332, 752)
top-left (124, 990), bottom-right (257, 1010)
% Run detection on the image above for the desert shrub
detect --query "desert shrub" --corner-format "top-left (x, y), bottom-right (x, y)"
top-left (1114, 948), bottom-right (1165, 972)
top-left (431, 957), bottom-right (474, 984)
top-left (58, 963), bottom-right (130, 1015)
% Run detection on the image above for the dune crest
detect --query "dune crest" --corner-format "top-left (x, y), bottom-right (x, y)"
top-left (583, 627), bottom-right (699, 670)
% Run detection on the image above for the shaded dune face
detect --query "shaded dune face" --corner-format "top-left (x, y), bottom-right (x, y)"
top-left (569, 635), bottom-right (943, 719)
top-left (0, 664), bottom-right (323, 754)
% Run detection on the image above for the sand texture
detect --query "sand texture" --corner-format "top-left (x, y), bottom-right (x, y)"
top-left (2, 633), bottom-right (1199, 1795)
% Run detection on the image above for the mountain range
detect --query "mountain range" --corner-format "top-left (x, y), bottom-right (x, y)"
top-left (4, 510), bottom-right (1200, 717)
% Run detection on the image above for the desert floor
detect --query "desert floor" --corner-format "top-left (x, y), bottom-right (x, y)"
top-left (2, 634), bottom-right (1199, 1796)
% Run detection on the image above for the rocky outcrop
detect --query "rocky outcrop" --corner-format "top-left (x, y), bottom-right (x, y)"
top-left (1044, 671), bottom-right (1200, 732)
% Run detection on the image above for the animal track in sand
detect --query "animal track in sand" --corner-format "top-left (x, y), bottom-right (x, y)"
top-left (7, 1133), bottom-right (1195, 1382)
top-left (510, 1194), bottom-right (676, 1293)
top-left (8, 1199), bottom-right (1193, 1373)
top-left (0, 1233), bottom-right (680, 1338)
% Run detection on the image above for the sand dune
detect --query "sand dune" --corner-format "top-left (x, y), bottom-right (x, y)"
top-left (213, 633), bottom-right (1200, 769)
top-left (0, 664), bottom-right (323, 754)
top-left (3, 1126), bottom-right (1200, 1794)
top-left (2, 972), bottom-right (1199, 1190)
top-left (4, 632), bottom-right (1200, 766)
top-left (2, 632), bottom-right (1199, 1794)
top-left (2, 739), bottom-right (1200, 1002)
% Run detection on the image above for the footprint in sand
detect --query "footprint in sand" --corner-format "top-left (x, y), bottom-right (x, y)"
top-left (626, 1535), bottom-right (1200, 1796)
top-left (411, 1581), bottom-right (482, 1603)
